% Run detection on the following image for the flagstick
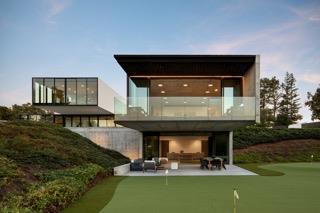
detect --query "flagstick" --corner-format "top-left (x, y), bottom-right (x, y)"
top-left (165, 169), bottom-right (168, 185)
top-left (233, 193), bottom-right (236, 213)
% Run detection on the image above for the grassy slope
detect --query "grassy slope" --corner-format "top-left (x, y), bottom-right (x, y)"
top-left (233, 127), bottom-right (320, 149)
top-left (66, 163), bottom-right (320, 213)
top-left (0, 121), bottom-right (130, 212)
top-left (234, 139), bottom-right (320, 163)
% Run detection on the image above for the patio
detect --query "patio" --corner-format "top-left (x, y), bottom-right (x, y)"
top-left (124, 163), bottom-right (257, 176)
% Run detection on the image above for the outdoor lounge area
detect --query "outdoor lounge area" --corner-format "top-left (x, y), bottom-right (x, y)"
top-left (125, 158), bottom-right (256, 176)
top-left (126, 163), bottom-right (256, 176)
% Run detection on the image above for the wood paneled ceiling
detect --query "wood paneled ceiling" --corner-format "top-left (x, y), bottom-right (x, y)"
top-left (114, 55), bottom-right (256, 77)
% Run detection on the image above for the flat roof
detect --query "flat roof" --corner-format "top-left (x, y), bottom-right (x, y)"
top-left (114, 54), bottom-right (257, 77)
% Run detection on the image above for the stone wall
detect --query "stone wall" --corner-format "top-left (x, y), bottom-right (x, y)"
top-left (68, 127), bottom-right (142, 159)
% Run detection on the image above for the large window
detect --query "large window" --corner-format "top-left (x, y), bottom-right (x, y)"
top-left (66, 79), bottom-right (77, 105)
top-left (44, 78), bottom-right (54, 104)
top-left (87, 79), bottom-right (98, 105)
top-left (54, 79), bottom-right (65, 104)
top-left (77, 79), bottom-right (87, 105)
top-left (33, 78), bottom-right (44, 104)
top-left (33, 78), bottom-right (98, 105)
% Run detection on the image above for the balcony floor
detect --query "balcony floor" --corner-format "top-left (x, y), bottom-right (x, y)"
top-left (115, 120), bottom-right (255, 131)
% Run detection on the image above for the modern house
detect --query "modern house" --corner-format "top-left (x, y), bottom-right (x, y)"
top-left (32, 55), bottom-right (260, 164)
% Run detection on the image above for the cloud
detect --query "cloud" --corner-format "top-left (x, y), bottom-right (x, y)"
top-left (46, 0), bottom-right (72, 24)
top-left (299, 73), bottom-right (320, 84)
top-left (289, 5), bottom-right (320, 22)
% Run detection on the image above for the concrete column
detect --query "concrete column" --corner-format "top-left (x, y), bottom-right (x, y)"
top-left (229, 131), bottom-right (233, 165)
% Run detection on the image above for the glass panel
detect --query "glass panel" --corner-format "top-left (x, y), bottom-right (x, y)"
top-left (98, 116), bottom-right (107, 127)
top-left (87, 79), bottom-right (97, 105)
top-left (143, 135), bottom-right (159, 160)
top-left (65, 116), bottom-right (72, 127)
top-left (90, 116), bottom-right (98, 127)
top-left (98, 116), bottom-right (114, 127)
top-left (54, 79), bottom-right (65, 104)
top-left (44, 78), bottom-right (54, 104)
top-left (77, 79), bottom-right (87, 104)
top-left (128, 78), bottom-right (149, 112)
top-left (54, 116), bottom-right (63, 126)
top-left (214, 132), bottom-right (229, 163)
top-left (33, 78), bottom-right (44, 103)
top-left (66, 79), bottom-right (77, 105)
top-left (72, 116), bottom-right (81, 127)
top-left (81, 116), bottom-right (89, 127)
top-left (115, 97), bottom-right (256, 121)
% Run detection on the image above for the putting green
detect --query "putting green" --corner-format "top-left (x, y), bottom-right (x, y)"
top-left (65, 163), bottom-right (320, 213)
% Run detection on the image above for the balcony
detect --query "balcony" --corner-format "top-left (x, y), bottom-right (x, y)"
top-left (115, 97), bottom-right (256, 121)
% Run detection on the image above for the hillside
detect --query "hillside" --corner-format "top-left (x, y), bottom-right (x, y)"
top-left (234, 127), bottom-right (320, 149)
top-left (234, 139), bottom-right (320, 163)
top-left (0, 121), bottom-right (130, 212)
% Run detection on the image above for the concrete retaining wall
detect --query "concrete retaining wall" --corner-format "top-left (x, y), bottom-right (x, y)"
top-left (68, 127), bottom-right (142, 159)
top-left (114, 163), bottom-right (130, 176)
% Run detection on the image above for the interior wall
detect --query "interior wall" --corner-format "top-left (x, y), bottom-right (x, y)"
top-left (160, 136), bottom-right (208, 153)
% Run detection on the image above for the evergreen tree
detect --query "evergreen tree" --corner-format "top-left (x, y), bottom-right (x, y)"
top-left (260, 78), bottom-right (269, 109)
top-left (277, 72), bottom-right (302, 126)
top-left (305, 86), bottom-right (320, 121)
top-left (267, 76), bottom-right (281, 119)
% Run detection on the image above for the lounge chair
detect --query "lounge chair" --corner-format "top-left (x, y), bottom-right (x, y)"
top-left (143, 160), bottom-right (157, 172)
top-left (200, 158), bottom-right (209, 170)
top-left (130, 158), bottom-right (144, 171)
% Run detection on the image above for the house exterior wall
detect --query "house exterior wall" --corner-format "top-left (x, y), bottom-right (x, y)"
top-left (98, 79), bottom-right (123, 114)
top-left (68, 127), bottom-right (143, 159)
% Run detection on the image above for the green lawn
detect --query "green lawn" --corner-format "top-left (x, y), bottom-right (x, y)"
top-left (64, 163), bottom-right (320, 213)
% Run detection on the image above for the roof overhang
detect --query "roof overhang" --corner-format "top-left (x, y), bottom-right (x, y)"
top-left (114, 54), bottom-right (256, 77)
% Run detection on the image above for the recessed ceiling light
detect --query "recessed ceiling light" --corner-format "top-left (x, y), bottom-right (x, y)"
top-left (183, 101), bottom-right (187, 104)
top-left (183, 84), bottom-right (188, 87)
top-left (165, 101), bottom-right (169, 104)
top-left (161, 91), bottom-right (165, 94)
top-left (81, 84), bottom-right (84, 88)
top-left (163, 97), bottom-right (167, 100)
top-left (214, 89), bottom-right (218, 92)
top-left (203, 97), bottom-right (207, 100)
top-left (201, 101), bottom-right (205, 104)
top-left (205, 91), bottom-right (210, 94)
top-left (208, 84), bottom-right (213, 87)
top-left (158, 84), bottom-right (163, 87)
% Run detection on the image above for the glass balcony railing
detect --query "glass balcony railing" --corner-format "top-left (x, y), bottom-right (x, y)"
top-left (114, 97), bottom-right (256, 121)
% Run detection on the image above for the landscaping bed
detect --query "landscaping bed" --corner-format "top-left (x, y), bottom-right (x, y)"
top-left (0, 121), bottom-right (130, 212)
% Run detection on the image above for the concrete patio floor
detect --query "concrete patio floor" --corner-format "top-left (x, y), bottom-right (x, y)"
top-left (125, 164), bottom-right (257, 176)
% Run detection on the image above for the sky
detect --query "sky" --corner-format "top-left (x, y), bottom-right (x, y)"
top-left (0, 0), bottom-right (319, 122)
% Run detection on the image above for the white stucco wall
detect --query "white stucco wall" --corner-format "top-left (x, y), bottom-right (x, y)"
top-left (68, 127), bottom-right (142, 160)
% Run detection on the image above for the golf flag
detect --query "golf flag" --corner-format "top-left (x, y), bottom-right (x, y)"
top-left (165, 169), bottom-right (169, 174)
top-left (234, 189), bottom-right (239, 200)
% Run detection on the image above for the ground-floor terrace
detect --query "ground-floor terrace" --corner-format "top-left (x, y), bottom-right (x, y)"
top-left (142, 131), bottom-right (233, 164)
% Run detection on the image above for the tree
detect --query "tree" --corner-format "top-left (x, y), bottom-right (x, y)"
top-left (277, 72), bottom-right (302, 126)
top-left (0, 106), bottom-right (13, 120)
top-left (305, 86), bottom-right (320, 121)
top-left (267, 76), bottom-right (281, 118)
top-left (260, 77), bottom-right (281, 126)
top-left (11, 103), bottom-right (46, 120)
top-left (260, 78), bottom-right (269, 110)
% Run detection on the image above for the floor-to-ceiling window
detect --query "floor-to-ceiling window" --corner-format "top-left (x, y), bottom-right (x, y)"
top-left (33, 78), bottom-right (98, 105)
top-left (66, 79), bottom-right (77, 105)
top-left (143, 134), bottom-right (159, 160)
top-left (128, 78), bottom-right (149, 113)
top-left (54, 79), bottom-right (65, 104)
top-left (87, 79), bottom-right (98, 105)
